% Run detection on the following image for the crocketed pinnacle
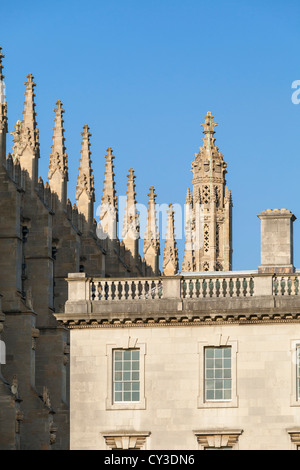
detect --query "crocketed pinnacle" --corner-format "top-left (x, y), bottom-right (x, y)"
top-left (122, 168), bottom-right (139, 240)
top-left (48, 100), bottom-right (68, 180)
top-left (76, 124), bottom-right (95, 201)
top-left (162, 203), bottom-right (179, 276)
top-left (143, 185), bottom-right (159, 253)
top-left (0, 46), bottom-right (7, 135)
top-left (23, 74), bottom-right (38, 133)
top-left (101, 147), bottom-right (117, 211)
top-left (11, 73), bottom-right (39, 161)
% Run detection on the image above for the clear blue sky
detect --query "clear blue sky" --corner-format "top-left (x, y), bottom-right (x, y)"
top-left (1, 0), bottom-right (300, 271)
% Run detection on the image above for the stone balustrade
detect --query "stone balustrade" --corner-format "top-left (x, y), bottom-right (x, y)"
top-left (57, 271), bottom-right (300, 328)
top-left (65, 271), bottom-right (300, 303)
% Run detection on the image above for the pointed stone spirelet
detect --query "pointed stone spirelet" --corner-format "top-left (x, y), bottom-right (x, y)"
top-left (99, 147), bottom-right (118, 240)
top-left (48, 100), bottom-right (68, 180)
top-left (48, 100), bottom-right (68, 206)
top-left (122, 168), bottom-right (140, 269)
top-left (162, 203), bottom-right (179, 276)
top-left (122, 168), bottom-right (139, 241)
top-left (143, 185), bottom-right (160, 276)
top-left (0, 46), bottom-right (7, 166)
top-left (76, 124), bottom-right (95, 228)
top-left (182, 188), bottom-right (195, 272)
top-left (22, 74), bottom-right (39, 136)
top-left (76, 124), bottom-right (94, 201)
top-left (101, 147), bottom-right (117, 212)
top-left (144, 185), bottom-right (159, 252)
top-left (10, 73), bottom-right (40, 186)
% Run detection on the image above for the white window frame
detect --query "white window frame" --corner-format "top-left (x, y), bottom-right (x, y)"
top-left (290, 340), bottom-right (300, 407)
top-left (198, 339), bottom-right (238, 408)
top-left (112, 349), bottom-right (140, 404)
top-left (106, 340), bottom-right (146, 410)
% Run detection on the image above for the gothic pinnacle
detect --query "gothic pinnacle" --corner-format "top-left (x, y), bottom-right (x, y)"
top-left (49, 100), bottom-right (68, 181)
top-left (23, 73), bottom-right (38, 133)
top-left (122, 168), bottom-right (139, 240)
top-left (76, 124), bottom-right (94, 201)
top-left (101, 147), bottom-right (117, 211)
top-left (144, 185), bottom-right (159, 251)
top-left (99, 147), bottom-right (118, 240)
top-left (162, 203), bottom-right (178, 276)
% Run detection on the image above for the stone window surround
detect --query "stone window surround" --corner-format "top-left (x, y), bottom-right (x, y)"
top-left (106, 338), bottom-right (146, 410)
top-left (198, 338), bottom-right (238, 408)
top-left (290, 340), bottom-right (300, 407)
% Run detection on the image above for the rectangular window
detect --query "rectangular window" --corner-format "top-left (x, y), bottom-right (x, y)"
top-left (205, 346), bottom-right (232, 401)
top-left (113, 349), bottom-right (140, 403)
top-left (297, 346), bottom-right (300, 400)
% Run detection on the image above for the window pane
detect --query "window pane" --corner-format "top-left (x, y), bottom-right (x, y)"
top-left (113, 349), bottom-right (140, 403)
top-left (205, 347), bottom-right (232, 401)
top-left (132, 350), bottom-right (140, 360)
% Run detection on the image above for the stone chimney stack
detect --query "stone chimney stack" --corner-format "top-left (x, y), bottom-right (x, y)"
top-left (258, 208), bottom-right (296, 273)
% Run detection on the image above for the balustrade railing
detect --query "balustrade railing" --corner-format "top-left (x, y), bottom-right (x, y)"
top-left (272, 275), bottom-right (299, 296)
top-left (181, 276), bottom-right (255, 299)
top-left (79, 273), bottom-right (300, 302)
top-left (90, 278), bottom-right (162, 301)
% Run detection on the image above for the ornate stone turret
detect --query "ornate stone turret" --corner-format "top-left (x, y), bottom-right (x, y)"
top-left (0, 47), bottom-right (7, 167)
top-left (48, 100), bottom-right (68, 208)
top-left (122, 168), bottom-right (140, 270)
top-left (183, 112), bottom-right (232, 272)
top-left (11, 73), bottom-right (40, 187)
top-left (143, 186), bottom-right (160, 276)
top-left (162, 203), bottom-right (178, 276)
top-left (99, 147), bottom-right (118, 240)
top-left (75, 124), bottom-right (95, 230)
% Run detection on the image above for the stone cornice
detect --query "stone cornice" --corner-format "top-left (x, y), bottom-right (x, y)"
top-left (55, 295), bottom-right (300, 329)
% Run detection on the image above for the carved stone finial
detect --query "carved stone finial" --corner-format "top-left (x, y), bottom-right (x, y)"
top-left (76, 124), bottom-right (94, 202)
top-left (99, 147), bottom-right (118, 239)
top-left (162, 203), bottom-right (178, 276)
top-left (122, 168), bottom-right (140, 269)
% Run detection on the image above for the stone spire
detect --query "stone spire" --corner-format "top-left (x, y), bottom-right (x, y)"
top-left (0, 47), bottom-right (7, 166)
top-left (182, 188), bottom-right (195, 272)
top-left (11, 73), bottom-right (40, 187)
top-left (99, 147), bottom-right (118, 240)
top-left (76, 124), bottom-right (95, 229)
top-left (162, 203), bottom-right (178, 276)
top-left (122, 168), bottom-right (140, 269)
top-left (48, 100), bottom-right (68, 208)
top-left (183, 112), bottom-right (232, 272)
top-left (143, 186), bottom-right (160, 276)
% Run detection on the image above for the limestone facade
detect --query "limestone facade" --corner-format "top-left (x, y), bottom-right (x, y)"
top-left (57, 209), bottom-right (300, 450)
